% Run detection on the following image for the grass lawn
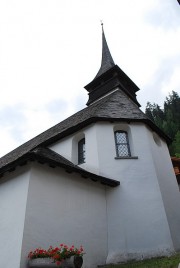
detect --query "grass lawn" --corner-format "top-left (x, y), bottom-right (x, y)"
top-left (99, 254), bottom-right (180, 268)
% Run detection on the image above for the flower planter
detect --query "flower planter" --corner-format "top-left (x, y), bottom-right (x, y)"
top-left (73, 256), bottom-right (83, 268)
top-left (28, 256), bottom-right (83, 268)
top-left (61, 256), bottom-right (83, 268)
top-left (60, 256), bottom-right (74, 268)
top-left (28, 258), bottom-right (57, 267)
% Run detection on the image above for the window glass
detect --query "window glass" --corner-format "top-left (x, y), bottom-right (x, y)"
top-left (115, 131), bottom-right (131, 157)
top-left (78, 138), bottom-right (85, 164)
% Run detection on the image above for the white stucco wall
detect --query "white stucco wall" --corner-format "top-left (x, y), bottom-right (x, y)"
top-left (49, 121), bottom-right (179, 263)
top-left (49, 124), bottom-right (100, 174)
top-left (147, 128), bottom-right (180, 251)
top-left (94, 122), bottom-right (175, 263)
top-left (21, 163), bottom-right (108, 268)
top-left (50, 135), bottom-right (73, 162)
top-left (0, 166), bottom-right (30, 268)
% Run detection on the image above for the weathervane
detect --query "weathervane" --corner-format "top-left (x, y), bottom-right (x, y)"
top-left (100, 20), bottom-right (104, 31)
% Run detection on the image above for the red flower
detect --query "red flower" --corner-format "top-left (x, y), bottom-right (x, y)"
top-left (28, 243), bottom-right (85, 265)
top-left (53, 254), bottom-right (60, 260)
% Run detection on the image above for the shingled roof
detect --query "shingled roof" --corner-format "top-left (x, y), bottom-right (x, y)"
top-left (0, 88), bottom-right (171, 176)
top-left (0, 147), bottom-right (119, 187)
top-left (94, 24), bottom-right (115, 79)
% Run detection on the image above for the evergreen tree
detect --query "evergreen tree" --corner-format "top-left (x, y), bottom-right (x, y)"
top-left (145, 91), bottom-right (180, 156)
top-left (172, 131), bottom-right (180, 157)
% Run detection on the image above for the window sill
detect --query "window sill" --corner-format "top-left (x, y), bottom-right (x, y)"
top-left (115, 156), bottom-right (138, 159)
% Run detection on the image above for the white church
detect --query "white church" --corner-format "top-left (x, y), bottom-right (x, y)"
top-left (0, 26), bottom-right (180, 268)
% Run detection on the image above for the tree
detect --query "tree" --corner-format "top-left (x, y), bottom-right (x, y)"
top-left (145, 91), bottom-right (180, 156)
top-left (172, 131), bottom-right (180, 157)
top-left (145, 102), bottom-right (164, 128)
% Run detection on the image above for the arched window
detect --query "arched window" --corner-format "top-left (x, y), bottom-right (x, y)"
top-left (115, 131), bottom-right (131, 157)
top-left (78, 138), bottom-right (85, 164)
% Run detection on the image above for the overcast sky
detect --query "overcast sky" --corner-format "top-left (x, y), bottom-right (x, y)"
top-left (0, 0), bottom-right (180, 157)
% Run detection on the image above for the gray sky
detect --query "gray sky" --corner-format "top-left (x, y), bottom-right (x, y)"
top-left (0, 0), bottom-right (180, 157)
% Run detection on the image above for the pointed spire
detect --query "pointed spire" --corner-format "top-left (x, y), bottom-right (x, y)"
top-left (95, 22), bottom-right (115, 78)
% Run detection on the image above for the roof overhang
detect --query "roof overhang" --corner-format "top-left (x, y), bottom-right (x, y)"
top-left (85, 65), bottom-right (141, 107)
top-left (0, 148), bottom-right (120, 188)
top-left (40, 117), bottom-right (171, 148)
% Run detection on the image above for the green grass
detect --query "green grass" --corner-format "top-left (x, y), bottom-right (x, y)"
top-left (100, 254), bottom-right (180, 268)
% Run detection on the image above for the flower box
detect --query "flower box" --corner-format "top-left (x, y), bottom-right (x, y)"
top-left (28, 256), bottom-right (83, 268)
top-left (28, 244), bottom-right (84, 268)
top-left (28, 258), bottom-right (57, 267)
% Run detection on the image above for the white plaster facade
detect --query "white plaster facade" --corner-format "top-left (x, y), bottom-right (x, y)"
top-left (50, 121), bottom-right (180, 264)
top-left (20, 163), bottom-right (108, 268)
top-left (0, 166), bottom-right (30, 268)
top-left (0, 119), bottom-right (179, 268)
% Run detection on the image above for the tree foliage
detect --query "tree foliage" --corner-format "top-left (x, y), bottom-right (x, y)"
top-left (145, 91), bottom-right (180, 156)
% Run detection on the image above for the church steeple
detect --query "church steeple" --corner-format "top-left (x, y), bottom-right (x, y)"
top-left (84, 25), bottom-right (141, 107)
top-left (95, 23), bottom-right (115, 78)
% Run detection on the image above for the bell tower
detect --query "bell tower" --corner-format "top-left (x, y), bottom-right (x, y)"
top-left (85, 24), bottom-right (140, 107)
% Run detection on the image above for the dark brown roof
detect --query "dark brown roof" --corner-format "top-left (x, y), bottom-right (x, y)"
top-left (0, 89), bottom-right (171, 176)
top-left (171, 157), bottom-right (180, 163)
top-left (171, 157), bottom-right (180, 176)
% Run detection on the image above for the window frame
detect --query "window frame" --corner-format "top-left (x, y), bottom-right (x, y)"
top-left (78, 138), bottom-right (85, 164)
top-left (114, 130), bottom-right (131, 157)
